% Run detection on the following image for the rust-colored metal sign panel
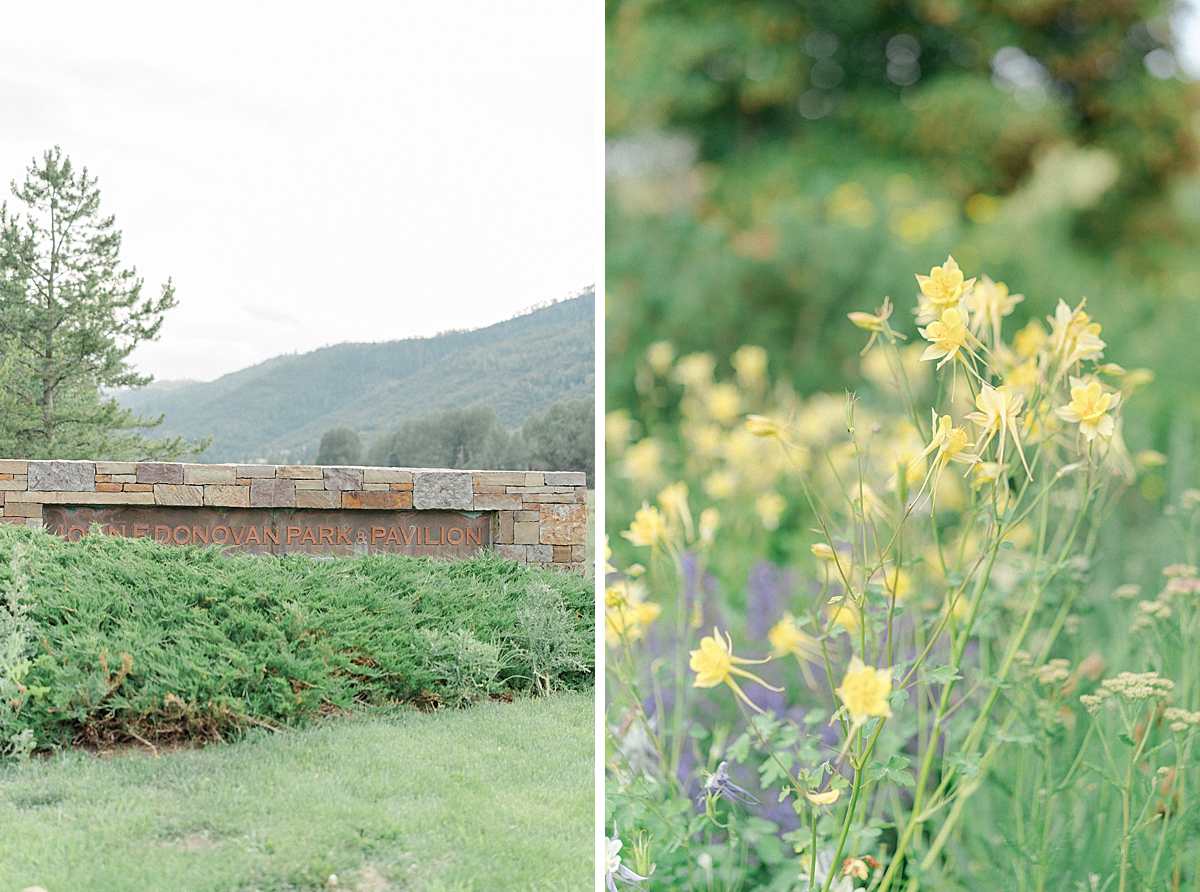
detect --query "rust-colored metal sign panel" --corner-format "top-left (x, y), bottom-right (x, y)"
top-left (42, 506), bottom-right (492, 558)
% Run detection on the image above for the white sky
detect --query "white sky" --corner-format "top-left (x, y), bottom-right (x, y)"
top-left (0, 2), bottom-right (597, 382)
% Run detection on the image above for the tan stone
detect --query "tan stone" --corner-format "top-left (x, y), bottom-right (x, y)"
top-left (342, 491), bottom-right (412, 510)
top-left (236, 465), bottom-right (277, 478)
top-left (472, 470), bottom-right (528, 486)
top-left (154, 484), bottom-right (204, 507)
top-left (5, 501), bottom-right (43, 516)
top-left (362, 483), bottom-right (390, 492)
top-left (472, 494), bottom-right (522, 511)
top-left (389, 483), bottom-right (414, 491)
top-left (277, 465), bottom-right (322, 479)
top-left (514, 521), bottom-right (540, 545)
top-left (0, 477), bottom-right (28, 491)
top-left (544, 471), bottom-right (587, 486)
top-left (539, 504), bottom-right (586, 546)
top-left (294, 479), bottom-right (325, 489)
top-left (17, 490), bottom-right (154, 505)
top-left (363, 467), bottom-right (413, 484)
top-left (508, 486), bottom-right (576, 494)
top-left (571, 545), bottom-right (587, 561)
top-left (111, 474), bottom-right (137, 484)
top-left (203, 485), bottom-right (249, 507)
top-left (473, 484), bottom-right (506, 494)
top-left (184, 465), bottom-right (237, 485)
top-left (0, 460), bottom-right (28, 474)
top-left (525, 492), bottom-right (576, 503)
top-left (553, 545), bottom-right (572, 562)
top-left (123, 483), bottom-right (154, 492)
top-left (497, 511), bottom-right (515, 544)
top-left (95, 461), bottom-right (137, 475)
top-left (297, 489), bottom-right (341, 509)
top-left (96, 482), bottom-right (123, 492)
top-left (516, 510), bottom-right (540, 521)
top-left (524, 472), bottom-right (545, 486)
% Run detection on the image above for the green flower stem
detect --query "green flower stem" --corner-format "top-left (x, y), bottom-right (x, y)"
top-left (820, 719), bottom-right (886, 892)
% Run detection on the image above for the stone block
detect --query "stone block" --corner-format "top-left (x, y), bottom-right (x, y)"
top-left (412, 470), bottom-right (473, 510)
top-left (95, 461), bottom-right (137, 475)
top-left (544, 471), bottom-right (587, 486)
top-left (525, 492), bottom-right (576, 503)
top-left (495, 544), bottom-right (527, 565)
top-left (496, 510), bottom-right (515, 543)
top-left (362, 483), bottom-right (390, 491)
top-left (514, 521), bottom-right (540, 545)
top-left (472, 470), bottom-right (528, 486)
top-left (137, 462), bottom-right (183, 484)
top-left (123, 484), bottom-right (154, 492)
top-left (524, 472), bottom-right (545, 486)
top-left (0, 460), bottom-right (28, 475)
top-left (472, 494), bottom-right (523, 511)
top-left (28, 460), bottom-right (95, 492)
top-left (184, 464), bottom-right (237, 485)
top-left (4, 502), bottom-right (42, 517)
top-left (25, 518), bottom-right (43, 529)
top-left (553, 545), bottom-right (572, 562)
top-left (571, 545), bottom-right (587, 561)
top-left (508, 486), bottom-right (576, 494)
top-left (277, 465), bottom-right (322, 479)
top-left (540, 504), bottom-right (586, 546)
top-left (111, 474), bottom-right (137, 484)
top-left (297, 489), bottom-right (341, 509)
top-left (323, 467), bottom-right (364, 491)
top-left (251, 478), bottom-right (296, 508)
top-left (516, 510), bottom-right (540, 521)
top-left (342, 491), bottom-right (412, 510)
top-left (96, 483), bottom-right (123, 493)
top-left (294, 479), bottom-right (325, 489)
top-left (154, 484), bottom-right (203, 507)
top-left (363, 467), bottom-right (413, 484)
top-left (0, 477), bottom-right (28, 491)
top-left (19, 490), bottom-right (154, 505)
top-left (389, 483), bottom-right (414, 491)
top-left (236, 465), bottom-right (277, 478)
top-left (204, 485), bottom-right (249, 507)
top-left (527, 545), bottom-right (554, 563)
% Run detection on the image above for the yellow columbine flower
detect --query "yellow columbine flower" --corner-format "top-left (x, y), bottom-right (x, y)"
top-left (847, 297), bottom-right (900, 353)
top-left (828, 602), bottom-right (861, 635)
top-left (768, 612), bottom-right (820, 666)
top-left (604, 582), bottom-right (662, 646)
top-left (899, 409), bottom-right (979, 505)
top-left (731, 344), bottom-right (768, 386)
top-left (837, 656), bottom-right (894, 728)
top-left (964, 275), bottom-right (1023, 347)
top-left (657, 481), bottom-right (693, 541)
top-left (689, 628), bottom-right (782, 713)
top-left (966, 383), bottom-right (1031, 479)
top-left (1047, 298), bottom-right (1105, 380)
top-left (804, 788), bottom-right (841, 805)
top-left (1012, 319), bottom-right (1048, 359)
top-left (811, 542), bottom-right (836, 562)
top-left (970, 461), bottom-right (1006, 491)
top-left (915, 255), bottom-right (975, 317)
top-left (622, 503), bottom-right (668, 549)
top-left (918, 307), bottom-right (977, 370)
top-left (745, 414), bottom-right (789, 438)
top-left (1055, 376), bottom-right (1120, 441)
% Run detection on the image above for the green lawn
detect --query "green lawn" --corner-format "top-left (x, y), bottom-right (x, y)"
top-left (0, 693), bottom-right (593, 892)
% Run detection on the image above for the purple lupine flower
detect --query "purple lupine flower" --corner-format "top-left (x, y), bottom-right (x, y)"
top-left (605, 827), bottom-right (649, 892)
top-left (696, 760), bottom-right (759, 807)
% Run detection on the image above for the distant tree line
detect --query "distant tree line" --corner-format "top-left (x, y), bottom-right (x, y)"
top-left (316, 397), bottom-right (594, 486)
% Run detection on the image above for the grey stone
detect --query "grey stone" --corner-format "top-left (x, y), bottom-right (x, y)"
top-left (526, 545), bottom-right (554, 562)
top-left (543, 471), bottom-right (587, 486)
top-left (412, 470), bottom-right (473, 510)
top-left (323, 466), bottom-right (364, 491)
top-left (137, 462), bottom-right (184, 484)
top-left (28, 461), bottom-right (95, 492)
top-left (250, 478), bottom-right (296, 508)
top-left (494, 544), bottom-right (527, 564)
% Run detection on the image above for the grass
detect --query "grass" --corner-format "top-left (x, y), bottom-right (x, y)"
top-left (0, 692), bottom-right (593, 892)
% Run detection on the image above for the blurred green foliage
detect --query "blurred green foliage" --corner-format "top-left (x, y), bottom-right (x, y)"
top-left (607, 0), bottom-right (1200, 470)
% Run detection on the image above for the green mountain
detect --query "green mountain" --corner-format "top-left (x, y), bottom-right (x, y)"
top-left (117, 292), bottom-right (595, 463)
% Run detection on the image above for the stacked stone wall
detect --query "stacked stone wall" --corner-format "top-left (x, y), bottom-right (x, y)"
top-left (0, 461), bottom-right (588, 572)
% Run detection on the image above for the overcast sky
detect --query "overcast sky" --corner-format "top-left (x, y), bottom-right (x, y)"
top-left (0, 2), bottom-right (597, 382)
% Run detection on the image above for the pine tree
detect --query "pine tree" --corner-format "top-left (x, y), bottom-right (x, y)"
top-left (0, 147), bottom-right (195, 459)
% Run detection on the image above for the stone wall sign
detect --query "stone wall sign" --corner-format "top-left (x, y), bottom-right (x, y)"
top-left (0, 460), bottom-right (588, 572)
top-left (42, 506), bottom-right (491, 558)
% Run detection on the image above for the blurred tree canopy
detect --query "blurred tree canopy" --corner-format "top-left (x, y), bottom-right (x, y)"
top-left (607, 0), bottom-right (1200, 458)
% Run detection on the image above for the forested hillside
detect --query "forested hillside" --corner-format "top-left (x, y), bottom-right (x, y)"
top-left (117, 292), bottom-right (594, 462)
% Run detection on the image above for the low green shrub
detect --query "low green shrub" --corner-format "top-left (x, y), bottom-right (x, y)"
top-left (0, 525), bottom-right (593, 751)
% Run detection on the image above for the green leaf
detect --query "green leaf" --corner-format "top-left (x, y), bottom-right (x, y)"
top-left (925, 665), bottom-right (963, 685)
